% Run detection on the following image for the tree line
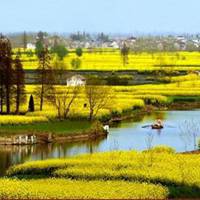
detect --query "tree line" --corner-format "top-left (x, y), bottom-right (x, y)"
top-left (0, 35), bottom-right (112, 121)
top-left (0, 35), bottom-right (25, 114)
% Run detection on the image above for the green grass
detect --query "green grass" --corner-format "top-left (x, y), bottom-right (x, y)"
top-left (169, 96), bottom-right (200, 103)
top-left (0, 120), bottom-right (92, 136)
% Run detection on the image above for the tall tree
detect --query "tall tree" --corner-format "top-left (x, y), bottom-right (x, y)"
top-left (0, 35), bottom-right (14, 114)
top-left (23, 31), bottom-right (27, 51)
top-left (35, 40), bottom-right (44, 58)
top-left (0, 35), bottom-right (4, 113)
top-left (35, 31), bottom-right (47, 58)
top-left (0, 60), bottom-right (4, 113)
top-left (121, 42), bottom-right (130, 66)
top-left (37, 31), bottom-right (46, 43)
top-left (36, 47), bottom-right (55, 111)
top-left (14, 57), bottom-right (26, 114)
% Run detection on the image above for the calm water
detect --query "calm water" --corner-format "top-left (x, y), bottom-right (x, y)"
top-left (0, 110), bottom-right (200, 176)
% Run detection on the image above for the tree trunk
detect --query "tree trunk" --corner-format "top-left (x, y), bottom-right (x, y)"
top-left (6, 85), bottom-right (10, 114)
top-left (15, 86), bottom-right (20, 114)
top-left (0, 85), bottom-right (3, 113)
top-left (89, 109), bottom-right (94, 121)
top-left (40, 58), bottom-right (45, 111)
top-left (40, 84), bottom-right (44, 111)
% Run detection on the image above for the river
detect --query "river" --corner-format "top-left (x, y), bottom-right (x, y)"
top-left (0, 110), bottom-right (200, 176)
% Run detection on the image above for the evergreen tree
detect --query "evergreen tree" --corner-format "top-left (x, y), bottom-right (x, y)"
top-left (75, 47), bottom-right (83, 57)
top-left (28, 95), bottom-right (35, 112)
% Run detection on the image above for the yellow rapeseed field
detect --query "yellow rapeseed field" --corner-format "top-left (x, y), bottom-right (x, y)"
top-left (0, 74), bottom-right (199, 123)
top-left (4, 146), bottom-right (200, 199)
top-left (13, 49), bottom-right (200, 71)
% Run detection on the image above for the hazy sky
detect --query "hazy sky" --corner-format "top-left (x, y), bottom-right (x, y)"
top-left (1, 0), bottom-right (199, 34)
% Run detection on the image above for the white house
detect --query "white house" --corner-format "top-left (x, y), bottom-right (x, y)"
top-left (66, 75), bottom-right (86, 86)
top-left (192, 39), bottom-right (200, 48)
top-left (84, 42), bottom-right (91, 48)
top-left (109, 41), bottom-right (119, 49)
top-left (176, 36), bottom-right (186, 42)
top-left (27, 43), bottom-right (36, 50)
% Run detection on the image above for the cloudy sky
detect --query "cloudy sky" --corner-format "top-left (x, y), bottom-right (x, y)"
top-left (0, 0), bottom-right (199, 34)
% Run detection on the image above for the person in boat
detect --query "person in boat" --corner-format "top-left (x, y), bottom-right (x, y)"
top-left (153, 119), bottom-right (163, 128)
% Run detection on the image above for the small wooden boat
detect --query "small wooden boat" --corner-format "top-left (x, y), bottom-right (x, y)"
top-left (151, 124), bottom-right (164, 129)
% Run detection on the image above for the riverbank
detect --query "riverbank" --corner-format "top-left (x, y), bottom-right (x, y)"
top-left (106, 101), bottom-right (200, 126)
top-left (0, 131), bottom-right (108, 145)
top-left (0, 120), bottom-right (91, 135)
top-left (168, 101), bottom-right (200, 110)
top-left (0, 100), bottom-right (199, 145)
top-left (181, 150), bottom-right (200, 154)
top-left (0, 121), bottom-right (107, 145)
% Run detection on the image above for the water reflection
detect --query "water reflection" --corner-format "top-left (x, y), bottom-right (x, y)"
top-left (0, 138), bottom-right (105, 176)
top-left (0, 110), bottom-right (200, 176)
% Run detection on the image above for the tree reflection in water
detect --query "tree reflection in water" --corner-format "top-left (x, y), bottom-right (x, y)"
top-left (0, 137), bottom-right (106, 176)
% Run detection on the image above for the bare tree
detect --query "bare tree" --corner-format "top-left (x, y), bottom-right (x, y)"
top-left (51, 86), bottom-right (80, 119)
top-left (23, 31), bottom-right (27, 51)
top-left (145, 131), bottom-right (155, 167)
top-left (145, 131), bottom-right (154, 150)
top-left (179, 120), bottom-right (200, 150)
top-left (85, 80), bottom-right (113, 121)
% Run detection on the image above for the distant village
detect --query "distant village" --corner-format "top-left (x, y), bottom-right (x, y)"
top-left (8, 32), bottom-right (200, 52)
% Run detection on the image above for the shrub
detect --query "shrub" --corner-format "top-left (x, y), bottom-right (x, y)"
top-left (90, 121), bottom-right (104, 134)
top-left (111, 110), bottom-right (122, 118)
top-left (71, 58), bottom-right (81, 69)
top-left (145, 145), bottom-right (175, 154)
top-left (99, 114), bottom-right (111, 122)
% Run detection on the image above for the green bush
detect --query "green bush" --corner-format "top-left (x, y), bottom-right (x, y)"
top-left (99, 114), bottom-right (111, 122)
top-left (90, 121), bottom-right (104, 134)
top-left (111, 110), bottom-right (122, 118)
